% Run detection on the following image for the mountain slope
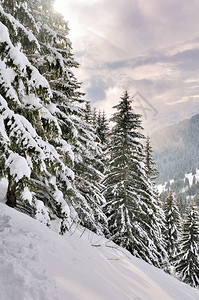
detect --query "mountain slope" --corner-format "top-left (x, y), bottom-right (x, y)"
top-left (151, 114), bottom-right (199, 183)
top-left (0, 202), bottom-right (199, 300)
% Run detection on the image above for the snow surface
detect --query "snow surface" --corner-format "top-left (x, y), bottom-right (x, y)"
top-left (157, 169), bottom-right (199, 195)
top-left (6, 153), bottom-right (31, 181)
top-left (185, 170), bottom-right (199, 186)
top-left (0, 178), bottom-right (7, 203)
top-left (0, 201), bottom-right (199, 300)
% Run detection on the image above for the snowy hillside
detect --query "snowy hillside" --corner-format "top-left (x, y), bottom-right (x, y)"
top-left (157, 169), bottom-right (199, 215)
top-left (0, 203), bottom-right (199, 300)
top-left (157, 169), bottom-right (199, 193)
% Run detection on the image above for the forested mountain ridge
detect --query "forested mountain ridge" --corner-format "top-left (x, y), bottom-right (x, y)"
top-left (151, 114), bottom-right (199, 183)
top-left (158, 169), bottom-right (199, 215)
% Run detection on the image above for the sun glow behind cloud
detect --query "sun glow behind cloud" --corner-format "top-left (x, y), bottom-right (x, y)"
top-left (53, 0), bottom-right (199, 129)
top-left (54, 0), bottom-right (103, 39)
top-left (54, 0), bottom-right (84, 39)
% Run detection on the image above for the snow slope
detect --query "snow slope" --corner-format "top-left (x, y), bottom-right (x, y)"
top-left (0, 202), bottom-right (199, 300)
top-left (156, 168), bottom-right (199, 195)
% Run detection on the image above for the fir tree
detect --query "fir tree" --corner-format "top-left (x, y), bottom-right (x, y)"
top-left (84, 101), bottom-right (92, 123)
top-left (28, 1), bottom-right (107, 233)
top-left (175, 201), bottom-right (199, 288)
top-left (0, 1), bottom-right (73, 233)
top-left (92, 107), bottom-right (97, 128)
top-left (96, 110), bottom-right (109, 145)
top-left (144, 136), bottom-right (168, 269)
top-left (72, 113), bottom-right (108, 234)
top-left (145, 136), bottom-right (159, 182)
top-left (0, 0), bottom-right (107, 234)
top-left (163, 191), bottom-right (181, 267)
top-left (103, 91), bottom-right (165, 267)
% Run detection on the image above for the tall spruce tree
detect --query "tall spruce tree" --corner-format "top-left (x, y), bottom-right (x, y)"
top-left (103, 91), bottom-right (165, 267)
top-left (30, 1), bottom-right (107, 233)
top-left (144, 135), bottom-right (168, 269)
top-left (92, 107), bottom-right (97, 128)
top-left (145, 136), bottom-right (159, 182)
top-left (96, 110), bottom-right (109, 145)
top-left (0, 1), bottom-right (74, 233)
top-left (29, 3), bottom-right (107, 233)
top-left (84, 101), bottom-right (92, 123)
top-left (163, 191), bottom-right (181, 267)
top-left (175, 201), bottom-right (199, 288)
top-left (0, 0), bottom-right (107, 234)
top-left (72, 117), bottom-right (107, 234)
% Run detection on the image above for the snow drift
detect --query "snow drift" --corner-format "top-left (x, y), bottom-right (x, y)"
top-left (0, 202), bottom-right (198, 300)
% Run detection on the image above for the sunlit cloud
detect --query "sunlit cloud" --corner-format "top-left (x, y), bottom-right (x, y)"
top-left (54, 0), bottom-right (199, 129)
top-left (167, 97), bottom-right (190, 106)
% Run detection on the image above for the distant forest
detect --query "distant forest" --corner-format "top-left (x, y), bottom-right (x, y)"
top-left (151, 114), bottom-right (199, 183)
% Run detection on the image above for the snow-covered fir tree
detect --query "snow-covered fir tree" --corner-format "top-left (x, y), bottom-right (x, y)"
top-left (30, 2), bottom-right (107, 233)
top-left (145, 136), bottom-right (159, 182)
top-left (0, 0), bottom-right (107, 234)
top-left (84, 101), bottom-right (93, 123)
top-left (96, 110), bottom-right (109, 145)
top-left (72, 111), bottom-right (107, 234)
top-left (144, 135), bottom-right (168, 269)
top-left (175, 201), bottom-right (199, 288)
top-left (24, 1), bottom-right (107, 232)
top-left (92, 107), bottom-right (97, 128)
top-left (0, 0), bottom-right (74, 233)
top-left (103, 91), bottom-right (166, 267)
top-left (162, 191), bottom-right (181, 267)
top-left (94, 110), bottom-right (110, 175)
top-left (64, 100), bottom-right (107, 234)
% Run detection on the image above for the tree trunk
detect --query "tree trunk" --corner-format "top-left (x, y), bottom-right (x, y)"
top-left (6, 185), bottom-right (16, 208)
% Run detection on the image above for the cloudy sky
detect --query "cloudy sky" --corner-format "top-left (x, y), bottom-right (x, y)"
top-left (54, 0), bottom-right (199, 131)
